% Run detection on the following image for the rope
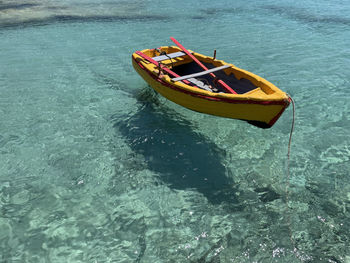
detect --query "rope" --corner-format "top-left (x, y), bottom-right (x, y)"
top-left (285, 95), bottom-right (297, 252)
top-left (159, 50), bottom-right (174, 69)
top-left (286, 96), bottom-right (295, 199)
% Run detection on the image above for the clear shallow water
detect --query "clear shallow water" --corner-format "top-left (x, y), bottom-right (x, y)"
top-left (0, 0), bottom-right (350, 262)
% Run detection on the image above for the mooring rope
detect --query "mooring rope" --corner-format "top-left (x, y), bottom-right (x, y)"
top-left (286, 95), bottom-right (296, 250)
top-left (286, 96), bottom-right (295, 196)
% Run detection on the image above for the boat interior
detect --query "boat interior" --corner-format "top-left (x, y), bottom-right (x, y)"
top-left (172, 61), bottom-right (257, 94)
top-left (151, 48), bottom-right (258, 94)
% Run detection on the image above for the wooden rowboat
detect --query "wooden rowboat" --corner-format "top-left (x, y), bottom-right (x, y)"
top-left (132, 37), bottom-right (291, 128)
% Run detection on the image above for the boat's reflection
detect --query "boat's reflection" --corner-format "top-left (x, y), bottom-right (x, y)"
top-left (115, 89), bottom-right (242, 208)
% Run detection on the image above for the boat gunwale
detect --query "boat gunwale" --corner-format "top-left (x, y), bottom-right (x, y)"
top-left (132, 54), bottom-right (290, 107)
top-left (157, 47), bottom-right (283, 89)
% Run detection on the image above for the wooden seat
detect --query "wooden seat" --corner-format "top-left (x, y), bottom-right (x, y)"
top-left (172, 65), bottom-right (230, 82)
top-left (152, 51), bottom-right (187, 62)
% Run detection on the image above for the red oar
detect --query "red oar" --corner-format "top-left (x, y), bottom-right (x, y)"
top-left (170, 37), bottom-right (237, 94)
top-left (135, 51), bottom-right (193, 86)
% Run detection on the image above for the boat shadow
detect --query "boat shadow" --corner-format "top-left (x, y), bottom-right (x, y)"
top-left (113, 89), bottom-right (242, 208)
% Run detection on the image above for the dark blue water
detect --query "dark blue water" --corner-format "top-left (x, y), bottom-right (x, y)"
top-left (1, 0), bottom-right (350, 262)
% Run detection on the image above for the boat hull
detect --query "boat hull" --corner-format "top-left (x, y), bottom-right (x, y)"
top-left (132, 48), bottom-right (290, 128)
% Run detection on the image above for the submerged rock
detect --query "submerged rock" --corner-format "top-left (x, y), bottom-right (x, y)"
top-left (0, 0), bottom-right (166, 28)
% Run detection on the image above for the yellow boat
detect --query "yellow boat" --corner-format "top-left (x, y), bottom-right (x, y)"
top-left (132, 38), bottom-right (291, 128)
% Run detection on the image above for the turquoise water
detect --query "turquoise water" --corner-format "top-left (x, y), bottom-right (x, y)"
top-left (1, 0), bottom-right (350, 261)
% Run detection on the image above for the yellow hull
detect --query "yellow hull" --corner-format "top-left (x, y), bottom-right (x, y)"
top-left (132, 46), bottom-right (290, 128)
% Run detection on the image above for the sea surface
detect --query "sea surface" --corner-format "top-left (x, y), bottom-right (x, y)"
top-left (1, 0), bottom-right (350, 262)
